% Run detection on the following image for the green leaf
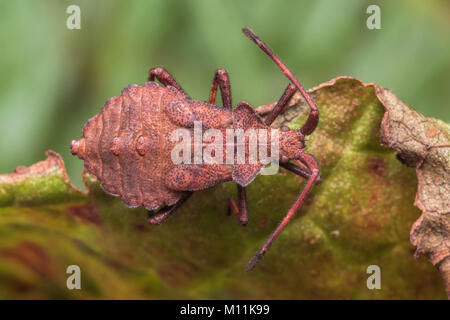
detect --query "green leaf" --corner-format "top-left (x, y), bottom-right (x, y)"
top-left (0, 77), bottom-right (446, 299)
top-left (0, 151), bottom-right (84, 207)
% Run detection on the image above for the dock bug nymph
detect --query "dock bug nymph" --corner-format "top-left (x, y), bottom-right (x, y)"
top-left (71, 28), bottom-right (321, 270)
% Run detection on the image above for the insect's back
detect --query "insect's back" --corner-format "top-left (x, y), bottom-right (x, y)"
top-left (74, 82), bottom-right (188, 210)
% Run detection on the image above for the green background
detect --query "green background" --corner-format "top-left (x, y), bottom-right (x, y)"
top-left (0, 0), bottom-right (449, 188)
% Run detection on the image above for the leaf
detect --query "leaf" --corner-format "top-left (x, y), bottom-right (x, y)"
top-left (0, 151), bottom-right (84, 207)
top-left (0, 77), bottom-right (446, 299)
top-left (375, 87), bottom-right (450, 298)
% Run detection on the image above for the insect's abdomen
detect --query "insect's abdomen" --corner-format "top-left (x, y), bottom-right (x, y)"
top-left (73, 82), bottom-right (187, 210)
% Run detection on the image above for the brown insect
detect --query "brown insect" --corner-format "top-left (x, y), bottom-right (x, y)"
top-left (71, 28), bottom-right (321, 271)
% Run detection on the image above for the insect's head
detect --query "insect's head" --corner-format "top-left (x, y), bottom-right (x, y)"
top-left (71, 138), bottom-right (86, 160)
top-left (279, 126), bottom-right (305, 163)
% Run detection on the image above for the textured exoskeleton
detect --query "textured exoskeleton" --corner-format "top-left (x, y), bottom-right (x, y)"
top-left (71, 82), bottom-right (298, 207)
top-left (71, 28), bottom-right (321, 271)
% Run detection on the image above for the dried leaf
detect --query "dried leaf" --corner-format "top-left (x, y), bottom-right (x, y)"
top-left (376, 86), bottom-right (450, 298)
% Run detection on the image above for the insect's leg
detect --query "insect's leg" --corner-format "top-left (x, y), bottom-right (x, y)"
top-left (237, 186), bottom-right (249, 224)
top-left (242, 28), bottom-right (318, 135)
top-left (209, 69), bottom-right (232, 109)
top-left (148, 192), bottom-right (193, 225)
top-left (227, 185), bottom-right (248, 225)
top-left (209, 70), bottom-right (244, 225)
top-left (148, 67), bottom-right (186, 94)
top-left (246, 153), bottom-right (319, 271)
top-left (264, 84), bottom-right (296, 126)
top-left (280, 160), bottom-right (322, 184)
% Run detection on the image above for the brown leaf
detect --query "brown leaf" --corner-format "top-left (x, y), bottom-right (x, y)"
top-left (375, 86), bottom-right (450, 298)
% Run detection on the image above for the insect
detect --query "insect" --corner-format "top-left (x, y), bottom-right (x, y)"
top-left (71, 28), bottom-right (321, 271)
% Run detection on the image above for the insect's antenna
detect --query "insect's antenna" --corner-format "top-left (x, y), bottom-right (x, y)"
top-left (242, 27), bottom-right (318, 135)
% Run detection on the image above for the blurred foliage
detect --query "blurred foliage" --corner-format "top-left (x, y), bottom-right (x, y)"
top-left (0, 77), bottom-right (446, 299)
top-left (0, 0), bottom-right (449, 189)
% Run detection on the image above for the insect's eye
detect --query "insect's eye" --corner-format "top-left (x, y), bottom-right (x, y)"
top-left (280, 126), bottom-right (290, 132)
